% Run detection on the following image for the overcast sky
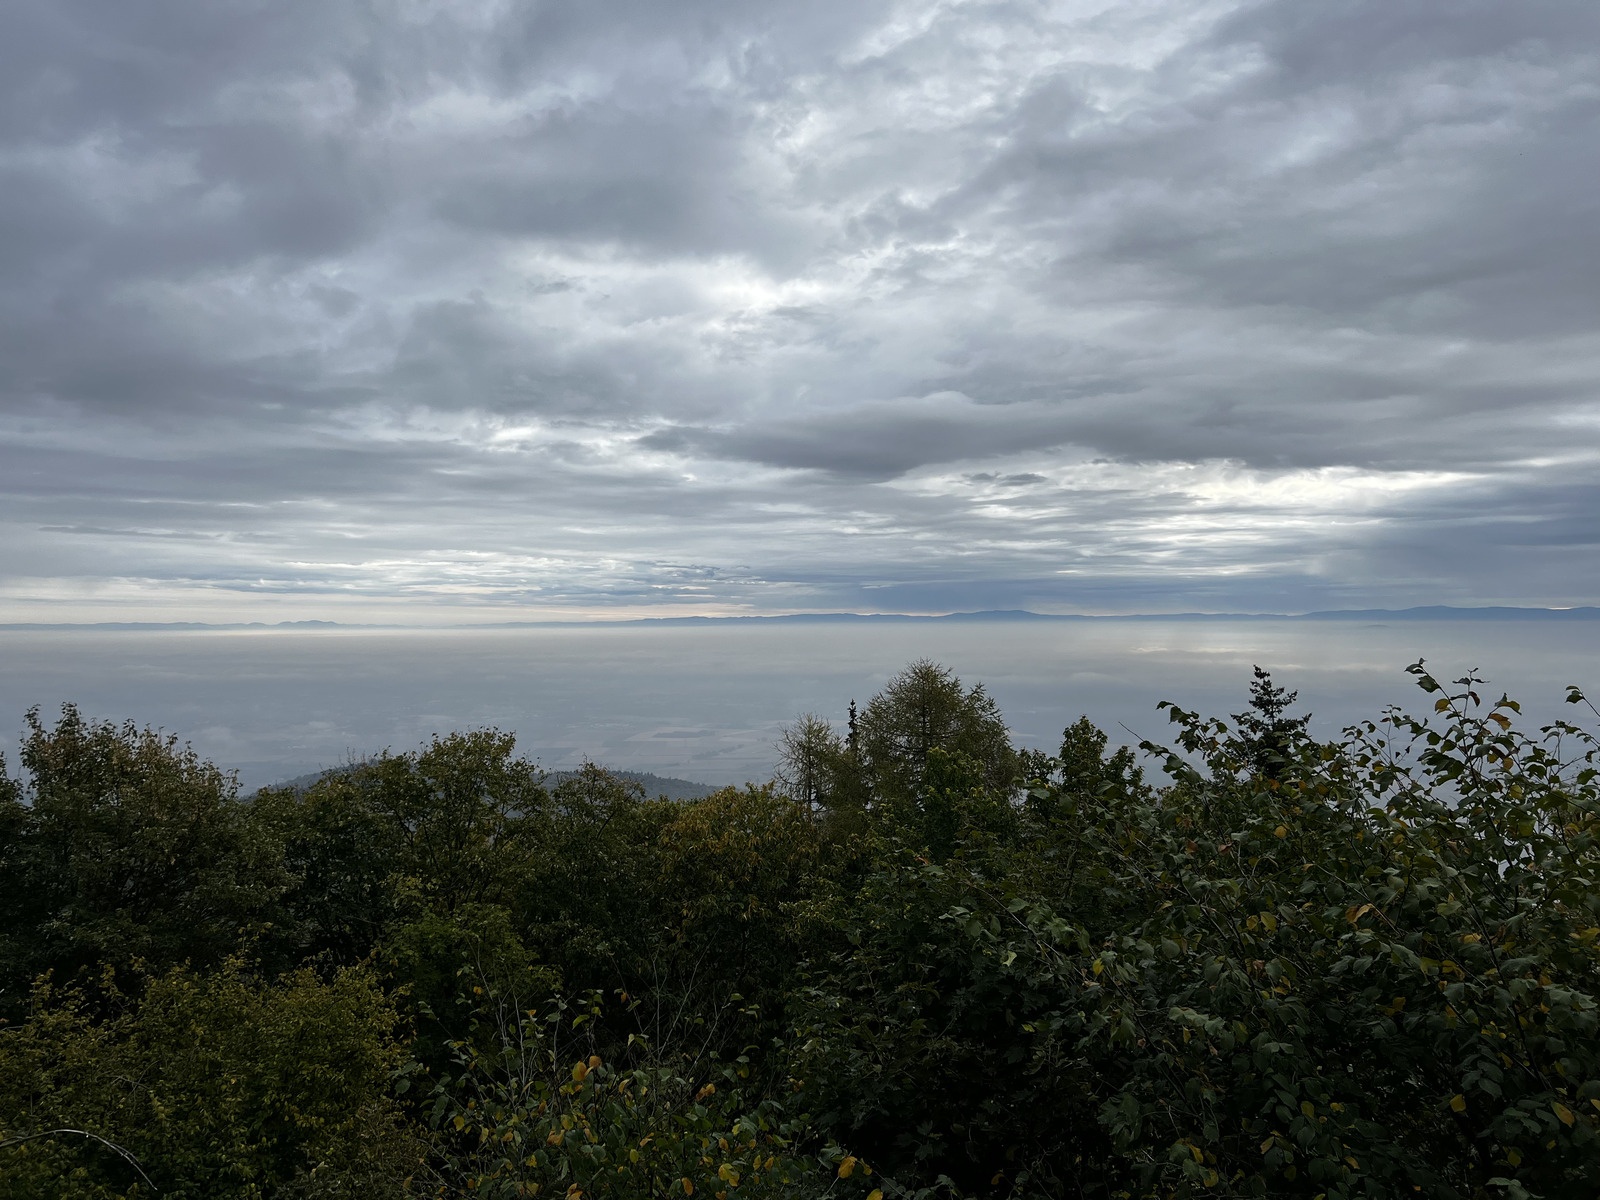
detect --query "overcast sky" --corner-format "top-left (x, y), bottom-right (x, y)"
top-left (2, 0), bottom-right (1597, 622)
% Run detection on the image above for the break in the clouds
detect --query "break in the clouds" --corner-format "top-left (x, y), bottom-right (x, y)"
top-left (2, 0), bottom-right (1598, 620)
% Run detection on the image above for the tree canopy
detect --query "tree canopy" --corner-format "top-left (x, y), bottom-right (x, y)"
top-left (2, 660), bottom-right (1597, 1199)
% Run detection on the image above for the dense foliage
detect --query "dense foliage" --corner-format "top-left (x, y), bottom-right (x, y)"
top-left (2, 659), bottom-right (1597, 1198)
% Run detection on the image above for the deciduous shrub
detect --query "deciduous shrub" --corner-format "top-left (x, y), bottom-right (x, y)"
top-left (0, 959), bottom-right (417, 1199)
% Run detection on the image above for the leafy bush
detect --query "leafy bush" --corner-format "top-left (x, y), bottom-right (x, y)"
top-left (415, 987), bottom-right (875, 1200)
top-left (790, 664), bottom-right (1600, 1198)
top-left (0, 959), bottom-right (417, 1199)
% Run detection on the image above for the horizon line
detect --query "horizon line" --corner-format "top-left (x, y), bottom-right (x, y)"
top-left (5, 603), bottom-right (1600, 631)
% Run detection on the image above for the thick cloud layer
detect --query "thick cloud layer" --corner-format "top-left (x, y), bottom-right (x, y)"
top-left (2, 0), bottom-right (1597, 619)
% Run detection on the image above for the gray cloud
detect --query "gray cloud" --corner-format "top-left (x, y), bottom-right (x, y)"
top-left (1, 0), bottom-right (1597, 620)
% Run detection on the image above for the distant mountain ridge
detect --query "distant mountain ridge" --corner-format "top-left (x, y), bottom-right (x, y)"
top-left (9, 605), bottom-right (1600, 631)
top-left (594, 606), bottom-right (1600, 625)
top-left (1297, 606), bottom-right (1600, 621)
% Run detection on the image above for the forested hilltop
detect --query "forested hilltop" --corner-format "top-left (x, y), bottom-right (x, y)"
top-left (2, 661), bottom-right (1598, 1200)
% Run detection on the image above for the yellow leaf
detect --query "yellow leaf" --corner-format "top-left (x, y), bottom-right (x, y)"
top-left (1300, 1101), bottom-right (1315, 1118)
top-left (1460, 933), bottom-right (1481, 944)
top-left (838, 1156), bottom-right (857, 1178)
top-left (572, 1063), bottom-right (588, 1083)
top-left (1554, 1102), bottom-right (1575, 1126)
top-left (1449, 1095), bottom-right (1466, 1113)
top-left (588, 1055), bottom-right (602, 1070)
top-left (868, 1192), bottom-right (883, 1200)
top-left (682, 1180), bottom-right (694, 1196)
top-left (455, 1116), bottom-right (467, 1131)
top-left (1273, 826), bottom-right (1288, 838)
top-left (1203, 1170), bottom-right (1218, 1187)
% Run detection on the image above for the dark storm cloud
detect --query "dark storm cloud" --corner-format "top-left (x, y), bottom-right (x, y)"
top-left (1, 0), bottom-right (1597, 618)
